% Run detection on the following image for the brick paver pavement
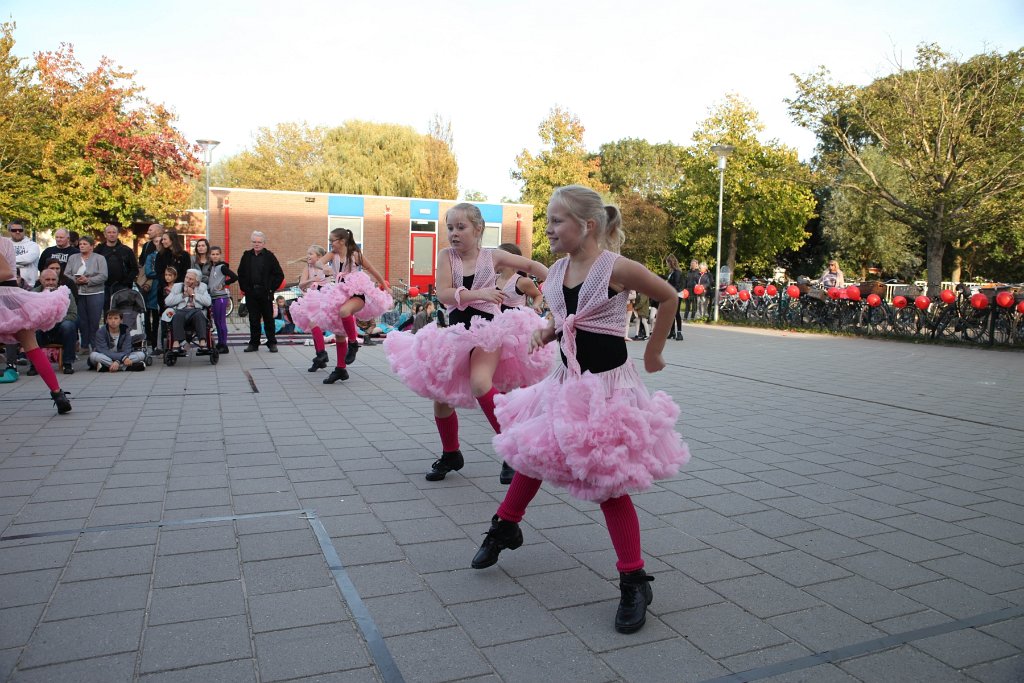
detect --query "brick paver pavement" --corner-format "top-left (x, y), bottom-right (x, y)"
top-left (1, 324), bottom-right (1021, 682)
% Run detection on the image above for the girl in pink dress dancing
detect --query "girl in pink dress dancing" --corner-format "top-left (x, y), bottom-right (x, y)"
top-left (384, 203), bottom-right (553, 484)
top-left (0, 236), bottom-right (73, 414)
top-left (470, 186), bottom-right (690, 634)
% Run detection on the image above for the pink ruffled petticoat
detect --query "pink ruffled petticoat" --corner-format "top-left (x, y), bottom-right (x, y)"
top-left (319, 271), bottom-right (392, 328)
top-left (384, 308), bottom-right (555, 409)
top-left (493, 362), bottom-right (691, 503)
top-left (289, 284), bottom-right (330, 333)
top-left (0, 286), bottom-right (72, 344)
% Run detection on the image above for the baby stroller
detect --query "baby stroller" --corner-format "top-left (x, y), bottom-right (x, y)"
top-left (110, 288), bottom-right (153, 367)
top-left (163, 304), bottom-right (219, 366)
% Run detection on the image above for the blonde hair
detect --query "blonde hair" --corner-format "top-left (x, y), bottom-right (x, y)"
top-left (549, 185), bottom-right (624, 253)
top-left (308, 245), bottom-right (326, 258)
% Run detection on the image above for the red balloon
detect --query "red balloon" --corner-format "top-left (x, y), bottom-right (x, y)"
top-left (846, 287), bottom-right (861, 302)
top-left (867, 294), bottom-right (882, 307)
top-left (827, 287), bottom-right (840, 300)
top-left (681, 288), bottom-right (690, 299)
top-left (915, 295), bottom-right (930, 310)
top-left (1017, 300), bottom-right (1024, 314)
top-left (726, 284), bottom-right (738, 296)
top-left (693, 284), bottom-right (706, 295)
top-left (408, 286), bottom-right (420, 297)
top-left (996, 291), bottom-right (1014, 308)
top-left (893, 296), bottom-right (908, 309)
top-left (970, 293), bottom-right (989, 310)
top-left (753, 285), bottom-right (766, 297)
top-left (786, 285), bottom-right (800, 298)
top-left (940, 289), bottom-right (956, 304)
top-left (738, 289), bottom-right (751, 301)
top-left (766, 284), bottom-right (778, 296)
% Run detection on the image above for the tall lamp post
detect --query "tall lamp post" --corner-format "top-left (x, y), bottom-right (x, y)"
top-left (196, 139), bottom-right (220, 240)
top-left (711, 144), bottom-right (734, 322)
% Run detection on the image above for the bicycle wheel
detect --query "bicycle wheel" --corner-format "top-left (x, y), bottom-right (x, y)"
top-left (893, 307), bottom-right (919, 337)
top-left (864, 303), bottom-right (892, 336)
top-left (960, 308), bottom-right (990, 343)
top-left (992, 311), bottom-right (1014, 345)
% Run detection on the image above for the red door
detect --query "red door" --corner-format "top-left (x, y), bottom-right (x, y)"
top-left (409, 233), bottom-right (436, 289)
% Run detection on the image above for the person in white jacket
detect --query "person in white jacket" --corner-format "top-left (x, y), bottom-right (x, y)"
top-left (165, 268), bottom-right (212, 350)
top-left (9, 222), bottom-right (40, 287)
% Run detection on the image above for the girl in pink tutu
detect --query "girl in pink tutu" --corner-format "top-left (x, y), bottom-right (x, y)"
top-left (384, 203), bottom-right (552, 485)
top-left (495, 243), bottom-right (544, 313)
top-left (294, 245), bottom-right (331, 373)
top-left (291, 228), bottom-right (390, 384)
top-left (0, 236), bottom-right (73, 414)
top-left (470, 185), bottom-right (691, 635)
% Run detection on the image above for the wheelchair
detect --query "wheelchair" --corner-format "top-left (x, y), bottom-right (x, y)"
top-left (163, 307), bottom-right (219, 366)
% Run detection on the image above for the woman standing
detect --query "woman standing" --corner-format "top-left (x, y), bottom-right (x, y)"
top-left (192, 238), bottom-right (213, 283)
top-left (65, 235), bottom-right (107, 355)
top-left (155, 229), bottom-right (191, 286)
top-left (664, 255), bottom-right (684, 340)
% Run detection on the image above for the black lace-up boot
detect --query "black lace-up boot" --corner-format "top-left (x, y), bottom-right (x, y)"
top-left (471, 515), bottom-right (523, 568)
top-left (425, 450), bottom-right (464, 481)
top-left (308, 350), bottom-right (329, 372)
top-left (615, 569), bottom-right (654, 633)
top-left (50, 390), bottom-right (72, 415)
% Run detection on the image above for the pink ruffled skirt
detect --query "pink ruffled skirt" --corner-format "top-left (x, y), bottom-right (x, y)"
top-left (290, 272), bottom-right (393, 332)
top-left (384, 307), bottom-right (555, 409)
top-left (289, 285), bottom-right (329, 333)
top-left (0, 286), bottom-right (72, 344)
top-left (494, 362), bottom-right (690, 502)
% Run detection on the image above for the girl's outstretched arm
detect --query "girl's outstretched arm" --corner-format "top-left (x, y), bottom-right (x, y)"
top-left (357, 253), bottom-right (389, 289)
top-left (612, 258), bottom-right (677, 373)
top-left (492, 249), bottom-right (548, 283)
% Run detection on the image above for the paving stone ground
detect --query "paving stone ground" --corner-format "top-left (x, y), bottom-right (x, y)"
top-left (1, 323), bottom-right (1022, 683)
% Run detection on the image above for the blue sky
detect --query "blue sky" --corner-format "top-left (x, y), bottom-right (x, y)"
top-left (5, 0), bottom-right (1022, 203)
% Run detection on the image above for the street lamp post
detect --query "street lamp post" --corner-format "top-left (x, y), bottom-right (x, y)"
top-left (711, 144), bottom-right (734, 322)
top-left (196, 139), bottom-right (220, 240)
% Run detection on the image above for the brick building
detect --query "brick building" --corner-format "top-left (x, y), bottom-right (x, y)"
top-left (204, 188), bottom-right (534, 292)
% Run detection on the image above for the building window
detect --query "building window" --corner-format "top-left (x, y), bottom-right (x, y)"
top-left (483, 223), bottom-right (501, 248)
top-left (329, 216), bottom-right (363, 248)
top-left (411, 219), bottom-right (437, 233)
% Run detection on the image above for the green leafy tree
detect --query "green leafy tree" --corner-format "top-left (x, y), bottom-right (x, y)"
top-left (464, 190), bottom-right (487, 202)
top-left (316, 121), bottom-right (424, 196)
top-left (789, 45), bottom-right (1024, 293)
top-left (599, 138), bottom-right (687, 200)
top-left (512, 106), bottom-right (607, 262)
top-left (666, 95), bottom-right (816, 278)
top-left (0, 22), bottom-right (47, 223)
top-left (618, 193), bottom-right (671, 271)
top-left (822, 148), bottom-right (922, 279)
top-left (215, 122), bottom-right (326, 192)
top-left (416, 114), bottom-right (458, 199)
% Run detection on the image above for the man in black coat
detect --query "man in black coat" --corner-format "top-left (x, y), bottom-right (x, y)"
top-left (237, 230), bottom-right (284, 352)
top-left (95, 224), bottom-right (139, 311)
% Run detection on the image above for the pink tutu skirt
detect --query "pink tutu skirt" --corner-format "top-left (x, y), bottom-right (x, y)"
top-left (289, 285), bottom-right (330, 333)
top-left (0, 285), bottom-right (72, 344)
top-left (494, 362), bottom-right (690, 502)
top-left (319, 272), bottom-right (392, 327)
top-left (384, 307), bottom-right (556, 409)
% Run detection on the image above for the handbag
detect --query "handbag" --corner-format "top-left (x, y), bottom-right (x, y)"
top-left (136, 267), bottom-right (152, 293)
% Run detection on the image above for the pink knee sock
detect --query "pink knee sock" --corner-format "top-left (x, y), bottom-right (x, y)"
top-left (312, 327), bottom-right (325, 353)
top-left (476, 387), bottom-right (502, 434)
top-left (335, 337), bottom-right (347, 368)
top-left (342, 315), bottom-right (358, 342)
top-left (435, 412), bottom-right (459, 452)
top-left (496, 473), bottom-right (542, 523)
top-left (601, 495), bottom-right (644, 572)
top-left (26, 347), bottom-right (60, 392)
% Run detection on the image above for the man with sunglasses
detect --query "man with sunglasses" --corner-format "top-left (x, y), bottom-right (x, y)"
top-left (9, 222), bottom-right (40, 288)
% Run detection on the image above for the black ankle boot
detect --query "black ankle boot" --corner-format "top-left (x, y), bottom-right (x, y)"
top-left (50, 390), bottom-right (72, 415)
top-left (323, 367), bottom-right (349, 384)
top-left (615, 569), bottom-right (654, 634)
top-left (499, 461), bottom-right (515, 485)
top-left (308, 350), bottom-right (329, 372)
top-left (471, 514), bottom-right (523, 569)
top-left (425, 450), bottom-right (464, 481)
top-left (344, 342), bottom-right (358, 365)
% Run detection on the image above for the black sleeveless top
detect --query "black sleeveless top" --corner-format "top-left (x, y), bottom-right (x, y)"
top-left (448, 275), bottom-right (495, 329)
top-left (558, 283), bottom-right (628, 373)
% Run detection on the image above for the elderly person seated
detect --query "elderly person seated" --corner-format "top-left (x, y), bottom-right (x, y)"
top-left (165, 268), bottom-right (212, 351)
top-left (30, 269), bottom-right (78, 375)
top-left (89, 309), bottom-right (146, 372)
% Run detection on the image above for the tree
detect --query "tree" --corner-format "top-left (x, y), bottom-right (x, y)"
top-left (789, 45), bottom-right (1024, 293)
top-left (215, 122), bottom-right (326, 192)
top-left (416, 114), bottom-right (458, 200)
top-left (599, 138), bottom-right (688, 200)
top-left (665, 95), bottom-right (816, 277)
top-left (31, 42), bottom-right (199, 232)
top-left (512, 107), bottom-right (607, 262)
top-left (618, 194), bottom-right (671, 271)
top-left (0, 22), bottom-right (47, 224)
top-left (823, 148), bottom-right (922, 279)
top-left (464, 190), bottom-right (487, 202)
